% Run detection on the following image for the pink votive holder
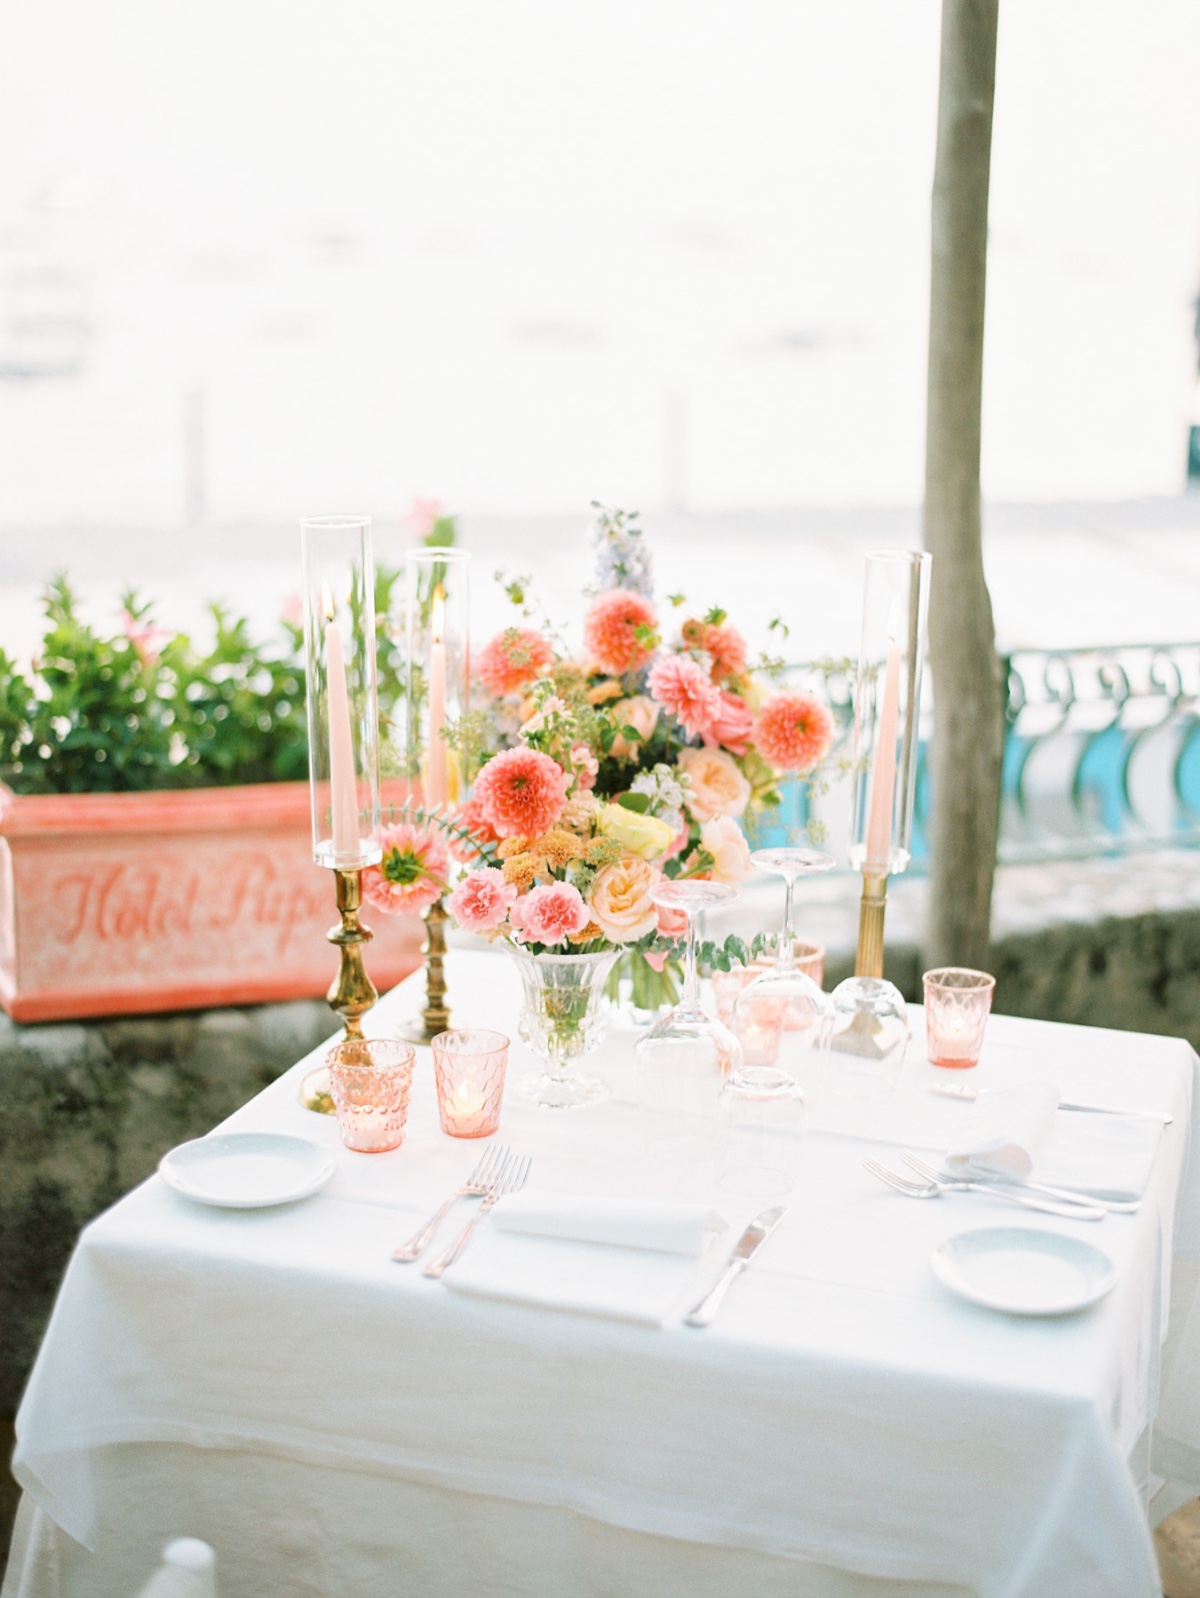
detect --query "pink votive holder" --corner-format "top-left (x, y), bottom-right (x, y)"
top-left (923, 967), bottom-right (996, 1069)
top-left (327, 1038), bottom-right (416, 1152)
top-left (432, 1028), bottom-right (510, 1138)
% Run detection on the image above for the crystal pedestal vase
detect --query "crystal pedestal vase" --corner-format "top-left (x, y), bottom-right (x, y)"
top-left (511, 947), bottom-right (619, 1109)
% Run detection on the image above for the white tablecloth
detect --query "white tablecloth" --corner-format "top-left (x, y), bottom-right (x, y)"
top-left (7, 951), bottom-right (1200, 1598)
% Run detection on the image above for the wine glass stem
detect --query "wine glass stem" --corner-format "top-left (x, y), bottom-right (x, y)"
top-left (779, 873), bottom-right (797, 971)
top-left (682, 907), bottom-right (700, 1007)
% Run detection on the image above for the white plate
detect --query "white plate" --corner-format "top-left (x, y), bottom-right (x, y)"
top-left (159, 1133), bottom-right (336, 1208)
top-left (930, 1226), bottom-right (1117, 1316)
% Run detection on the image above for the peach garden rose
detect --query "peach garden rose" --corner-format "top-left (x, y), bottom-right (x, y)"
top-left (589, 854), bottom-right (660, 943)
top-left (678, 746), bottom-right (751, 823)
top-left (698, 814), bottom-right (753, 884)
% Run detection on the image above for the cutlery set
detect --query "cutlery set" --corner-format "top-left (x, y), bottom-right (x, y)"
top-left (863, 1148), bottom-right (1139, 1219)
top-left (392, 1142), bottom-right (786, 1325)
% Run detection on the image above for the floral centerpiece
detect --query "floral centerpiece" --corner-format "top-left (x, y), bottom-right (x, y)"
top-left (433, 506), bottom-right (838, 1091)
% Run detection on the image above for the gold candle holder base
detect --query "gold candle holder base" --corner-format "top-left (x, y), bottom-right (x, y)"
top-left (855, 869), bottom-right (888, 980)
top-left (397, 899), bottom-right (452, 1045)
top-left (300, 867), bottom-right (379, 1114)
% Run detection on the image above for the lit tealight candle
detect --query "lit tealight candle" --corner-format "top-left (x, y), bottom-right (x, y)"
top-left (442, 1080), bottom-right (488, 1132)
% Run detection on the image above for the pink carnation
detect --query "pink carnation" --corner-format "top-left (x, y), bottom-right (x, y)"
top-left (753, 691), bottom-right (836, 773)
top-left (583, 588), bottom-right (658, 676)
top-left (478, 627), bottom-right (555, 696)
top-left (509, 881), bottom-right (590, 946)
top-left (447, 867), bottom-right (517, 933)
top-left (703, 689), bottom-right (754, 757)
top-left (648, 654), bottom-right (722, 739)
top-left (473, 747), bottom-right (570, 838)
top-left (361, 823), bottom-right (450, 916)
top-left (703, 622), bottom-right (748, 682)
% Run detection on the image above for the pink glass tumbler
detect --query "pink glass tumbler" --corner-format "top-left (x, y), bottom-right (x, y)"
top-left (923, 968), bottom-right (996, 1069)
top-left (327, 1038), bottom-right (416, 1151)
top-left (432, 1029), bottom-right (510, 1138)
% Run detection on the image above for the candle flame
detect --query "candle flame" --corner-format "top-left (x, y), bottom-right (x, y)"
top-left (320, 584), bottom-right (335, 624)
top-left (431, 585), bottom-right (446, 644)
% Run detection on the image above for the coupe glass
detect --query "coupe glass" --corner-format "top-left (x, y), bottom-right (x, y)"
top-left (732, 849), bottom-right (835, 1089)
top-left (634, 879), bottom-right (742, 1160)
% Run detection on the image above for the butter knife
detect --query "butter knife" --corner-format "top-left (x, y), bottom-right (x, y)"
top-left (684, 1207), bottom-right (786, 1328)
top-left (929, 1080), bottom-right (1172, 1125)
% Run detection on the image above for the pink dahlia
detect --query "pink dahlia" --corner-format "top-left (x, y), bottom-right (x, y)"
top-left (583, 588), bottom-right (658, 676)
top-left (447, 867), bottom-right (517, 933)
top-left (362, 823), bottom-right (450, 916)
top-left (508, 881), bottom-right (590, 946)
top-left (648, 654), bottom-right (722, 739)
top-left (753, 691), bottom-right (836, 773)
top-left (703, 622), bottom-right (748, 682)
top-left (478, 627), bottom-right (555, 696)
top-left (473, 747), bottom-right (569, 839)
top-left (703, 689), bottom-right (754, 757)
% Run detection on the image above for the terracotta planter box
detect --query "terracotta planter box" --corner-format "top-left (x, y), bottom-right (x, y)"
top-left (0, 781), bottom-right (424, 1023)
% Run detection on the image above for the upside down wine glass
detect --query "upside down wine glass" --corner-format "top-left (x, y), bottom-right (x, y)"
top-left (634, 879), bottom-right (743, 1160)
top-left (732, 848), bottom-right (835, 1092)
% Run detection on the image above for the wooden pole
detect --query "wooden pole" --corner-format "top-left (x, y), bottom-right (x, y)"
top-left (924, 0), bottom-right (1005, 971)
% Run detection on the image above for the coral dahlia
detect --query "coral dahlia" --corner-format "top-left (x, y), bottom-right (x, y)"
top-left (583, 588), bottom-right (658, 676)
top-left (753, 691), bottom-right (836, 773)
top-left (473, 747), bottom-right (570, 838)
top-left (647, 654), bottom-right (721, 739)
top-left (478, 627), bottom-right (554, 696)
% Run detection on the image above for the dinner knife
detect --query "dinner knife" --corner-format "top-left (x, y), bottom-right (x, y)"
top-left (684, 1207), bottom-right (786, 1328)
top-left (928, 1080), bottom-right (1172, 1125)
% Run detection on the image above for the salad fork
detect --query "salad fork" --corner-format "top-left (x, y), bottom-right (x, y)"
top-left (862, 1157), bottom-right (1105, 1220)
top-left (901, 1149), bottom-right (1139, 1215)
top-left (393, 1144), bottom-right (512, 1263)
top-left (423, 1152), bottom-right (533, 1279)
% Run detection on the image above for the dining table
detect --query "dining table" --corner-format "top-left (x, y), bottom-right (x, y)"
top-left (5, 948), bottom-right (1200, 1598)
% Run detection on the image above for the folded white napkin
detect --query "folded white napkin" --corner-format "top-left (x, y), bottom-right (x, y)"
top-left (493, 1191), bottom-right (724, 1256)
top-left (442, 1191), bottom-right (727, 1326)
top-left (945, 1083), bottom-right (1060, 1179)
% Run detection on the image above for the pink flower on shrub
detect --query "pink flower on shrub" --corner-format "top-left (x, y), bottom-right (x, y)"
top-left (508, 881), bottom-right (590, 946)
top-left (362, 823), bottom-right (450, 915)
top-left (648, 654), bottom-right (721, 739)
top-left (478, 627), bottom-right (554, 695)
top-left (702, 690), bottom-right (754, 757)
top-left (120, 610), bottom-right (170, 668)
top-left (447, 867), bottom-right (517, 933)
top-left (753, 691), bottom-right (835, 774)
top-left (473, 747), bottom-right (569, 838)
top-left (583, 589), bottom-right (658, 676)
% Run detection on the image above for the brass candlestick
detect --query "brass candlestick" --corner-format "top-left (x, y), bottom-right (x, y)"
top-left (399, 898), bottom-right (452, 1044)
top-left (300, 867), bottom-right (379, 1114)
top-left (855, 868), bottom-right (888, 979)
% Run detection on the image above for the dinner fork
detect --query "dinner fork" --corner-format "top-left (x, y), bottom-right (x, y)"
top-left (392, 1144), bottom-right (512, 1263)
top-left (901, 1149), bottom-right (1140, 1215)
top-left (423, 1153), bottom-right (533, 1279)
top-left (862, 1157), bottom-right (1106, 1220)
